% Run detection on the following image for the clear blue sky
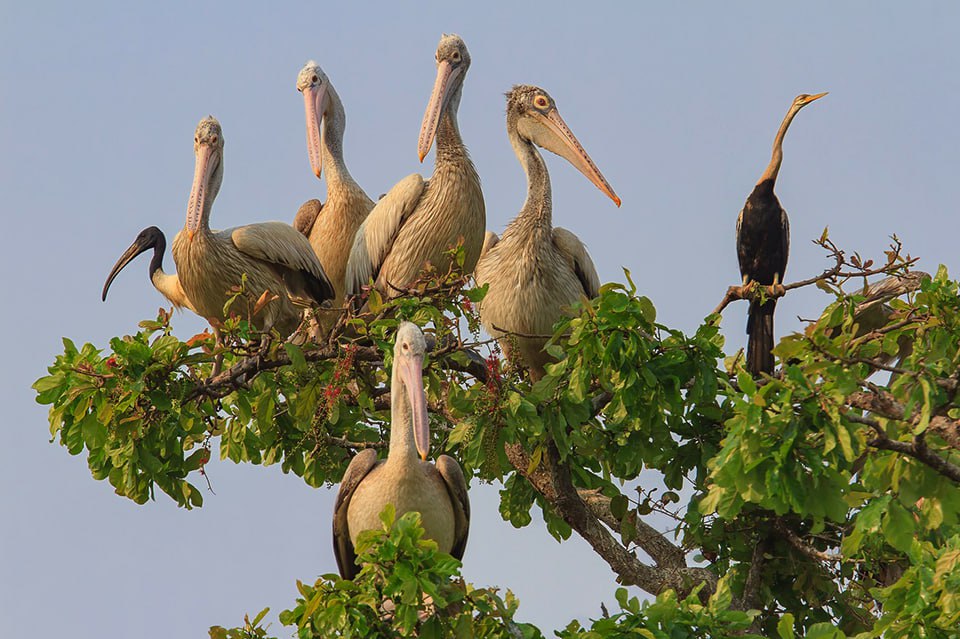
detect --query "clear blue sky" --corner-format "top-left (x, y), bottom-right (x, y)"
top-left (2, 2), bottom-right (958, 636)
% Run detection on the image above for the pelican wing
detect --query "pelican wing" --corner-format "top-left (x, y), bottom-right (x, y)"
top-left (345, 174), bottom-right (425, 296)
top-left (332, 448), bottom-right (379, 580)
top-left (480, 230), bottom-right (500, 262)
top-left (436, 454), bottom-right (470, 561)
top-left (552, 227), bottom-right (600, 299)
top-left (231, 221), bottom-right (334, 305)
top-left (293, 199), bottom-right (323, 237)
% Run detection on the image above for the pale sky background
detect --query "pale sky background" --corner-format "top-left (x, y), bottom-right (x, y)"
top-left (2, 2), bottom-right (958, 637)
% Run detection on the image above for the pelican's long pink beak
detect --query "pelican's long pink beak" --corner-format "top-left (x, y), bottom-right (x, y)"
top-left (303, 84), bottom-right (326, 179)
top-left (399, 352), bottom-right (430, 460)
top-left (534, 109), bottom-right (621, 207)
top-left (186, 143), bottom-right (217, 239)
top-left (418, 60), bottom-right (461, 162)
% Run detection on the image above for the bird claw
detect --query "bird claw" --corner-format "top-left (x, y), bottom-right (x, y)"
top-left (737, 281), bottom-right (758, 298)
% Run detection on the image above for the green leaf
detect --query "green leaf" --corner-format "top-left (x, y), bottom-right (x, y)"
top-left (737, 370), bottom-right (757, 396)
top-left (915, 378), bottom-right (932, 435)
top-left (934, 547), bottom-right (960, 583)
top-left (284, 343), bottom-right (307, 371)
top-left (882, 501), bottom-right (916, 553)
top-left (777, 612), bottom-right (795, 639)
top-left (80, 414), bottom-right (108, 450)
top-left (805, 622), bottom-right (844, 639)
top-left (250, 607), bottom-right (269, 627)
top-left (610, 494), bottom-right (628, 520)
top-left (709, 573), bottom-right (733, 612)
top-left (835, 423), bottom-right (855, 462)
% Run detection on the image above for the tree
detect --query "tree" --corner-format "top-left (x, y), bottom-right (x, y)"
top-left (34, 238), bottom-right (960, 638)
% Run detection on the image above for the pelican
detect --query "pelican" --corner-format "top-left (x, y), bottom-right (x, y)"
top-left (101, 226), bottom-right (197, 313)
top-left (332, 322), bottom-right (470, 579)
top-left (293, 62), bottom-right (375, 317)
top-left (474, 86), bottom-right (620, 380)
top-left (737, 92), bottom-right (827, 375)
top-left (171, 117), bottom-right (334, 339)
top-left (345, 34), bottom-right (485, 299)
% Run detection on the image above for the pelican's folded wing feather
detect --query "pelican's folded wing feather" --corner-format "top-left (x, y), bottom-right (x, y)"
top-left (552, 227), bottom-right (600, 299)
top-left (436, 454), bottom-right (470, 561)
top-left (332, 449), bottom-right (380, 580)
top-left (345, 174), bottom-right (425, 296)
top-left (231, 221), bottom-right (334, 304)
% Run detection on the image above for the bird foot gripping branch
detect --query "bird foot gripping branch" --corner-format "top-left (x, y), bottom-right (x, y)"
top-left (712, 234), bottom-right (917, 317)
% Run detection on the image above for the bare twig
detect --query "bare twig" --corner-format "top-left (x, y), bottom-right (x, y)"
top-left (490, 325), bottom-right (555, 341)
top-left (712, 236), bottom-right (917, 316)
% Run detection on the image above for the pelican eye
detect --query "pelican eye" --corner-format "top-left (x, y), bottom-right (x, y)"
top-left (312, 75), bottom-right (319, 83)
top-left (452, 51), bottom-right (461, 62)
top-left (534, 96), bottom-right (549, 109)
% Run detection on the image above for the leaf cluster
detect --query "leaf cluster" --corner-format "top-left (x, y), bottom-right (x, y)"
top-left (214, 507), bottom-right (542, 639)
top-left (34, 246), bottom-right (960, 638)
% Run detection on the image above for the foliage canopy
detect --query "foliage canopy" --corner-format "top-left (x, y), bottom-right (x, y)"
top-left (35, 239), bottom-right (960, 637)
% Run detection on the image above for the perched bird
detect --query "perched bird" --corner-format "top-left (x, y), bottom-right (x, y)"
top-left (345, 34), bottom-right (485, 299)
top-left (737, 92), bottom-right (827, 375)
top-left (293, 61), bottom-right (375, 320)
top-left (474, 85), bottom-right (620, 379)
top-left (333, 322), bottom-right (470, 579)
top-left (171, 117), bottom-right (334, 340)
top-left (102, 226), bottom-right (197, 313)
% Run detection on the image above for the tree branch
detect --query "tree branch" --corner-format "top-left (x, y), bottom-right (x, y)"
top-left (775, 520), bottom-right (843, 564)
top-left (736, 536), bottom-right (769, 612)
top-left (845, 392), bottom-right (960, 483)
top-left (504, 442), bottom-right (716, 599)
top-left (867, 434), bottom-right (960, 483)
top-left (576, 488), bottom-right (687, 567)
top-left (930, 416), bottom-right (960, 452)
top-left (186, 338), bottom-right (491, 402)
top-left (712, 236), bottom-right (917, 316)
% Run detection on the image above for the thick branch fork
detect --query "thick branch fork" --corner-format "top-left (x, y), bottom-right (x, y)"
top-left (504, 442), bottom-right (716, 599)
